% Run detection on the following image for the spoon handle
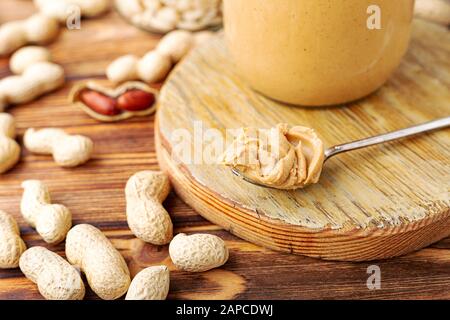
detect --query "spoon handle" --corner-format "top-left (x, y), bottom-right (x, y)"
top-left (324, 116), bottom-right (450, 161)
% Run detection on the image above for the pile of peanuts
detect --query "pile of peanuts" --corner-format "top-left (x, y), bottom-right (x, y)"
top-left (1, 172), bottom-right (229, 300)
top-left (115, 0), bottom-right (222, 33)
top-left (0, 46), bottom-right (94, 173)
top-left (0, 0), bottom-right (228, 302)
top-left (0, 1), bottom-right (114, 57)
top-left (0, 1), bottom-right (215, 169)
top-left (0, 1), bottom-right (113, 172)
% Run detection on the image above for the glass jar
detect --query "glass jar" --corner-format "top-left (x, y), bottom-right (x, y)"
top-left (223, 0), bottom-right (415, 106)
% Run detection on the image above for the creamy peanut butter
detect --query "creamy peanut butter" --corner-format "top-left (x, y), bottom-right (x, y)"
top-left (224, 0), bottom-right (414, 106)
top-left (221, 124), bottom-right (324, 190)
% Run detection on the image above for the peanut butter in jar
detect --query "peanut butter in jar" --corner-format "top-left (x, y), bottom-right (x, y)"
top-left (223, 0), bottom-right (415, 106)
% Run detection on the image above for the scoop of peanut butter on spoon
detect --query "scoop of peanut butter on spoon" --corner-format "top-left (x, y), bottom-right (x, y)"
top-left (221, 123), bottom-right (324, 190)
top-left (221, 117), bottom-right (450, 190)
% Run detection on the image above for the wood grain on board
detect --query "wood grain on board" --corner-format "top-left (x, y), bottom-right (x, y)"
top-left (0, 0), bottom-right (449, 299)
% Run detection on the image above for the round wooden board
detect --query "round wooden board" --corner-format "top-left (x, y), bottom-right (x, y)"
top-left (156, 19), bottom-right (450, 261)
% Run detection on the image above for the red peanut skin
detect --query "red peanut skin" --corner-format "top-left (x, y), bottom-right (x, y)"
top-left (80, 90), bottom-right (121, 116)
top-left (117, 90), bottom-right (155, 111)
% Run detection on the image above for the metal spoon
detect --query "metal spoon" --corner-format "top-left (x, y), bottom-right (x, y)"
top-left (231, 116), bottom-right (450, 189)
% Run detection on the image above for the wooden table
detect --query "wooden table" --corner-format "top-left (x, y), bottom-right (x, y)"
top-left (0, 1), bottom-right (449, 300)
